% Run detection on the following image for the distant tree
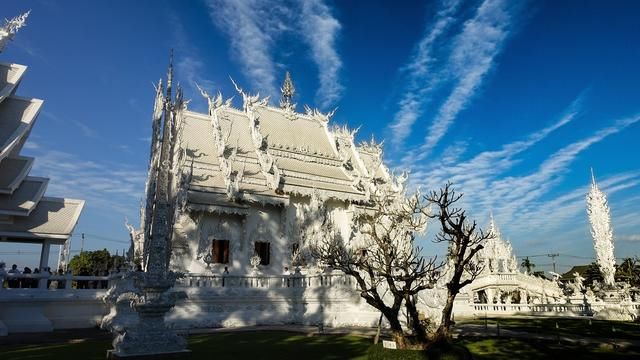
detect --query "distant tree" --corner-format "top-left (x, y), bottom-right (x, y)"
top-left (310, 187), bottom-right (442, 349)
top-left (521, 257), bottom-right (535, 274)
top-left (425, 183), bottom-right (492, 345)
top-left (616, 257), bottom-right (640, 287)
top-left (68, 249), bottom-right (124, 275)
top-left (584, 262), bottom-right (604, 287)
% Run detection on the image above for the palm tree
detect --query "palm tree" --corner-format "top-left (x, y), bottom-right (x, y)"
top-left (616, 257), bottom-right (639, 287)
top-left (521, 257), bottom-right (535, 274)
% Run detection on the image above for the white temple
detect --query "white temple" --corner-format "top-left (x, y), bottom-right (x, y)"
top-left (132, 64), bottom-right (405, 278)
top-left (0, 12), bottom-right (84, 274)
top-left (463, 216), bottom-right (563, 305)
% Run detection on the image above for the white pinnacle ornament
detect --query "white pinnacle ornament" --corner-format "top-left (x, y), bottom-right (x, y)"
top-left (586, 169), bottom-right (616, 287)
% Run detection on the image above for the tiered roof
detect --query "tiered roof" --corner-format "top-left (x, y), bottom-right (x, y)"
top-left (181, 75), bottom-right (399, 209)
top-left (0, 12), bottom-right (84, 245)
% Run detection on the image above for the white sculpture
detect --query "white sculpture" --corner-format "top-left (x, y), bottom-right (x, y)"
top-left (0, 11), bottom-right (30, 53)
top-left (586, 170), bottom-right (616, 287)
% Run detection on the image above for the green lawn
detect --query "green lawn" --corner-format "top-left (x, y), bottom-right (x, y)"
top-left (1, 331), bottom-right (371, 360)
top-left (459, 317), bottom-right (640, 340)
top-left (1, 328), bottom-right (637, 360)
top-left (460, 337), bottom-right (640, 360)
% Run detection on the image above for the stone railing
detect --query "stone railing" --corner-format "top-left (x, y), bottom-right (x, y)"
top-left (470, 302), bottom-right (591, 315)
top-left (176, 273), bottom-right (356, 289)
top-left (0, 272), bottom-right (115, 290)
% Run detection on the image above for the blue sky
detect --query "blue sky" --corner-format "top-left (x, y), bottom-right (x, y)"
top-left (1, 0), bottom-right (638, 274)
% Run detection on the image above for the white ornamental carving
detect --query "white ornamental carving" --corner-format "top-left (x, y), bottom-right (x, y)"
top-left (586, 170), bottom-right (616, 287)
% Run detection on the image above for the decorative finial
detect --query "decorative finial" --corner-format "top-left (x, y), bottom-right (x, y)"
top-left (590, 167), bottom-right (597, 186)
top-left (280, 71), bottom-right (296, 111)
top-left (166, 49), bottom-right (174, 101)
top-left (0, 11), bottom-right (31, 53)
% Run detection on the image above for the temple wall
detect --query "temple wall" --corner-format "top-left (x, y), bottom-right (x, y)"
top-left (167, 283), bottom-right (382, 329)
top-left (173, 197), bottom-right (355, 276)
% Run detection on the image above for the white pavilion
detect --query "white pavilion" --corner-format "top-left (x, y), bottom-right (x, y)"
top-left (0, 12), bottom-right (84, 278)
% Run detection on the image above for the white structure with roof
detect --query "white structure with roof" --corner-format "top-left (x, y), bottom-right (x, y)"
top-left (131, 65), bottom-right (399, 280)
top-left (0, 12), bottom-right (87, 336)
top-left (0, 11), bottom-right (84, 273)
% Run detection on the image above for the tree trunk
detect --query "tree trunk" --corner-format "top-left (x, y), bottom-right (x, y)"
top-left (405, 296), bottom-right (428, 344)
top-left (433, 292), bottom-right (457, 344)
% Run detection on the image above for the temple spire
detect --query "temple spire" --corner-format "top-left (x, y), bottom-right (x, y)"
top-left (280, 71), bottom-right (296, 111)
top-left (166, 49), bottom-right (174, 102)
top-left (590, 167), bottom-right (596, 186)
top-left (0, 11), bottom-right (31, 53)
top-left (488, 212), bottom-right (501, 240)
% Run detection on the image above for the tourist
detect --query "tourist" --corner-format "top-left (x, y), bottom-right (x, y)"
top-left (0, 262), bottom-right (6, 288)
top-left (32, 268), bottom-right (40, 288)
top-left (100, 269), bottom-right (109, 289)
top-left (7, 264), bottom-right (20, 288)
top-left (57, 268), bottom-right (66, 289)
top-left (23, 266), bottom-right (32, 288)
top-left (77, 267), bottom-right (90, 289)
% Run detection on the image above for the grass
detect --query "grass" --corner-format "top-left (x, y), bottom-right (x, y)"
top-left (1, 331), bottom-right (371, 360)
top-left (459, 317), bottom-right (640, 340)
top-left (1, 327), bottom-right (638, 360)
top-left (459, 337), bottom-right (640, 360)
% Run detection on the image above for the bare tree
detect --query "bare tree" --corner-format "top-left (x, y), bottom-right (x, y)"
top-left (426, 182), bottom-right (492, 344)
top-left (310, 188), bottom-right (442, 348)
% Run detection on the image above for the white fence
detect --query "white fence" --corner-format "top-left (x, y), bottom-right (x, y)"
top-left (177, 273), bottom-right (356, 289)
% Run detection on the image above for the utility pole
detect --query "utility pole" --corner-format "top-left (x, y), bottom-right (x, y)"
top-left (548, 253), bottom-right (559, 273)
top-left (81, 233), bottom-right (85, 254)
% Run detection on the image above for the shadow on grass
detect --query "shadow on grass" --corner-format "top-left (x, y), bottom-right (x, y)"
top-left (4, 330), bottom-right (639, 360)
top-left (459, 337), bottom-right (640, 360)
top-left (461, 317), bottom-right (640, 340)
top-left (1, 331), bottom-right (371, 360)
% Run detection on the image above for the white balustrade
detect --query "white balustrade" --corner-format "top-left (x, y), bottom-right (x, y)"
top-left (175, 273), bottom-right (355, 290)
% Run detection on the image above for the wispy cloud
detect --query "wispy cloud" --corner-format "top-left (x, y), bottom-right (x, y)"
top-left (205, 0), bottom-right (343, 107)
top-left (299, 0), bottom-right (343, 108)
top-left (205, 0), bottom-right (285, 98)
top-left (41, 111), bottom-right (96, 138)
top-left (410, 97), bottom-right (640, 256)
top-left (408, 94), bottom-right (582, 193)
top-left (26, 147), bottom-right (145, 216)
top-left (618, 234), bottom-right (640, 242)
top-left (389, 0), bottom-right (463, 146)
top-left (416, 0), bottom-right (519, 160)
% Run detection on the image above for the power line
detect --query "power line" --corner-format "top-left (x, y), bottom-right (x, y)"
top-left (81, 232), bottom-right (129, 244)
top-left (0, 251), bottom-right (41, 255)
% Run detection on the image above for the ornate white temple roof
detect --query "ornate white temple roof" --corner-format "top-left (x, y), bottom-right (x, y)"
top-left (179, 75), bottom-right (396, 205)
top-left (475, 215), bottom-right (519, 274)
top-left (0, 12), bottom-right (84, 244)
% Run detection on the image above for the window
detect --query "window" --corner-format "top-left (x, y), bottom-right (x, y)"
top-left (212, 240), bottom-right (230, 264)
top-left (254, 242), bottom-right (270, 265)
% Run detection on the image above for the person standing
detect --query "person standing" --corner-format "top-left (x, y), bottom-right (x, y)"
top-left (7, 264), bottom-right (20, 288)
